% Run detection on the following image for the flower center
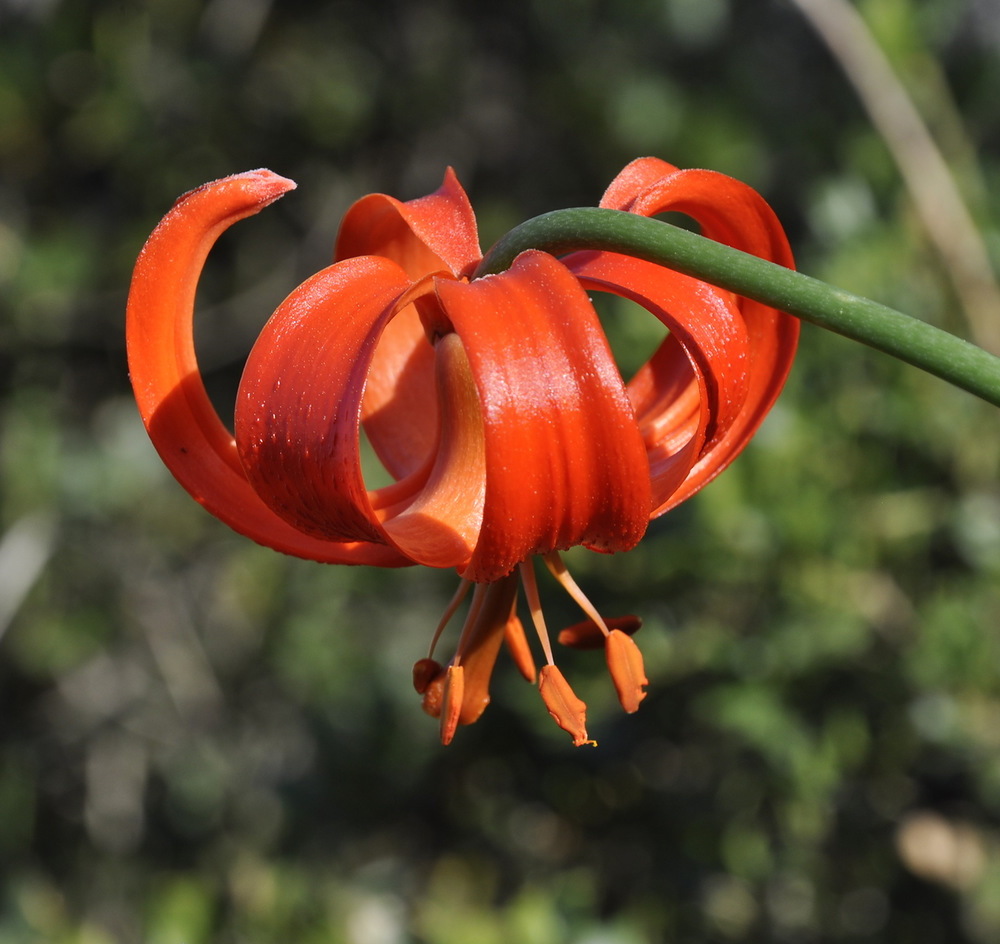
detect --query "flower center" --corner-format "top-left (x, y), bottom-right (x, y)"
top-left (412, 550), bottom-right (648, 746)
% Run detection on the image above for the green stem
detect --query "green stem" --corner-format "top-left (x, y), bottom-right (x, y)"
top-left (477, 208), bottom-right (1000, 408)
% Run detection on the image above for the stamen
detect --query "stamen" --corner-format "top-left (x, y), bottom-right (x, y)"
top-left (450, 581), bottom-right (489, 667)
top-left (518, 559), bottom-right (556, 665)
top-left (538, 665), bottom-right (595, 747)
top-left (412, 657), bottom-right (443, 694)
top-left (413, 578), bottom-right (472, 702)
top-left (503, 596), bottom-right (537, 682)
top-left (605, 629), bottom-right (649, 713)
top-left (541, 551), bottom-right (648, 719)
top-left (422, 574), bottom-right (518, 733)
top-left (421, 670), bottom-right (445, 717)
top-left (543, 551), bottom-right (610, 637)
top-left (420, 557), bottom-right (645, 744)
top-left (559, 615), bottom-right (642, 650)
top-left (440, 665), bottom-right (465, 745)
top-left (427, 578), bottom-right (473, 658)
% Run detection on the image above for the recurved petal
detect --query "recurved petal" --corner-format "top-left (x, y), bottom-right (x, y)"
top-left (236, 262), bottom-right (487, 570)
top-left (598, 160), bottom-right (799, 516)
top-left (568, 251), bottom-right (751, 513)
top-left (435, 251), bottom-right (652, 583)
top-left (335, 167), bottom-right (482, 278)
top-left (235, 256), bottom-right (413, 544)
top-left (360, 304), bottom-right (439, 481)
top-left (338, 170), bottom-right (482, 482)
top-left (601, 159), bottom-right (795, 272)
top-left (599, 158), bottom-right (798, 347)
top-left (126, 170), bottom-right (406, 567)
top-left (599, 156), bottom-right (682, 212)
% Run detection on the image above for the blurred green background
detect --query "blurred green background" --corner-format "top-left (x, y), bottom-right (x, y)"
top-left (2, 0), bottom-right (1000, 941)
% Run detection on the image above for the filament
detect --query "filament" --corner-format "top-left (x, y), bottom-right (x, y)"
top-left (518, 559), bottom-right (556, 665)
top-left (543, 550), bottom-right (610, 637)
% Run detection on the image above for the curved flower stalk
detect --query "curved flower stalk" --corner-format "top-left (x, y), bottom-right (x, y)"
top-left (126, 159), bottom-right (798, 745)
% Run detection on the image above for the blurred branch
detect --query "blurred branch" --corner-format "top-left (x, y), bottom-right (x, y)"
top-left (0, 513), bottom-right (56, 641)
top-left (131, 574), bottom-right (225, 722)
top-left (480, 208), bottom-right (1000, 408)
top-left (788, 0), bottom-right (1000, 353)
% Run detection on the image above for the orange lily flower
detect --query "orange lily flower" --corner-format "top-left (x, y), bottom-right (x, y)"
top-left (126, 158), bottom-right (798, 746)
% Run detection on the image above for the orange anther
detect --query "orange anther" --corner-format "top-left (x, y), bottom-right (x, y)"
top-left (440, 665), bottom-right (465, 745)
top-left (558, 615), bottom-right (642, 650)
top-left (605, 629), bottom-right (648, 714)
top-left (421, 672), bottom-right (445, 718)
top-left (538, 665), bottom-right (593, 746)
top-left (413, 657), bottom-right (444, 695)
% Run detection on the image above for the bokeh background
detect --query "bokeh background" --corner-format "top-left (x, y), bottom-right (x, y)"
top-left (3, 0), bottom-right (1000, 941)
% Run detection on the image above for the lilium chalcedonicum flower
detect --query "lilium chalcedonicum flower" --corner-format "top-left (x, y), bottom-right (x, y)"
top-left (126, 158), bottom-right (798, 746)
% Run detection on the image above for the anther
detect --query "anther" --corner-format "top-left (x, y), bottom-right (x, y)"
top-left (605, 629), bottom-right (648, 713)
top-left (559, 615), bottom-right (642, 650)
top-left (440, 665), bottom-right (465, 745)
top-left (538, 665), bottom-right (594, 747)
